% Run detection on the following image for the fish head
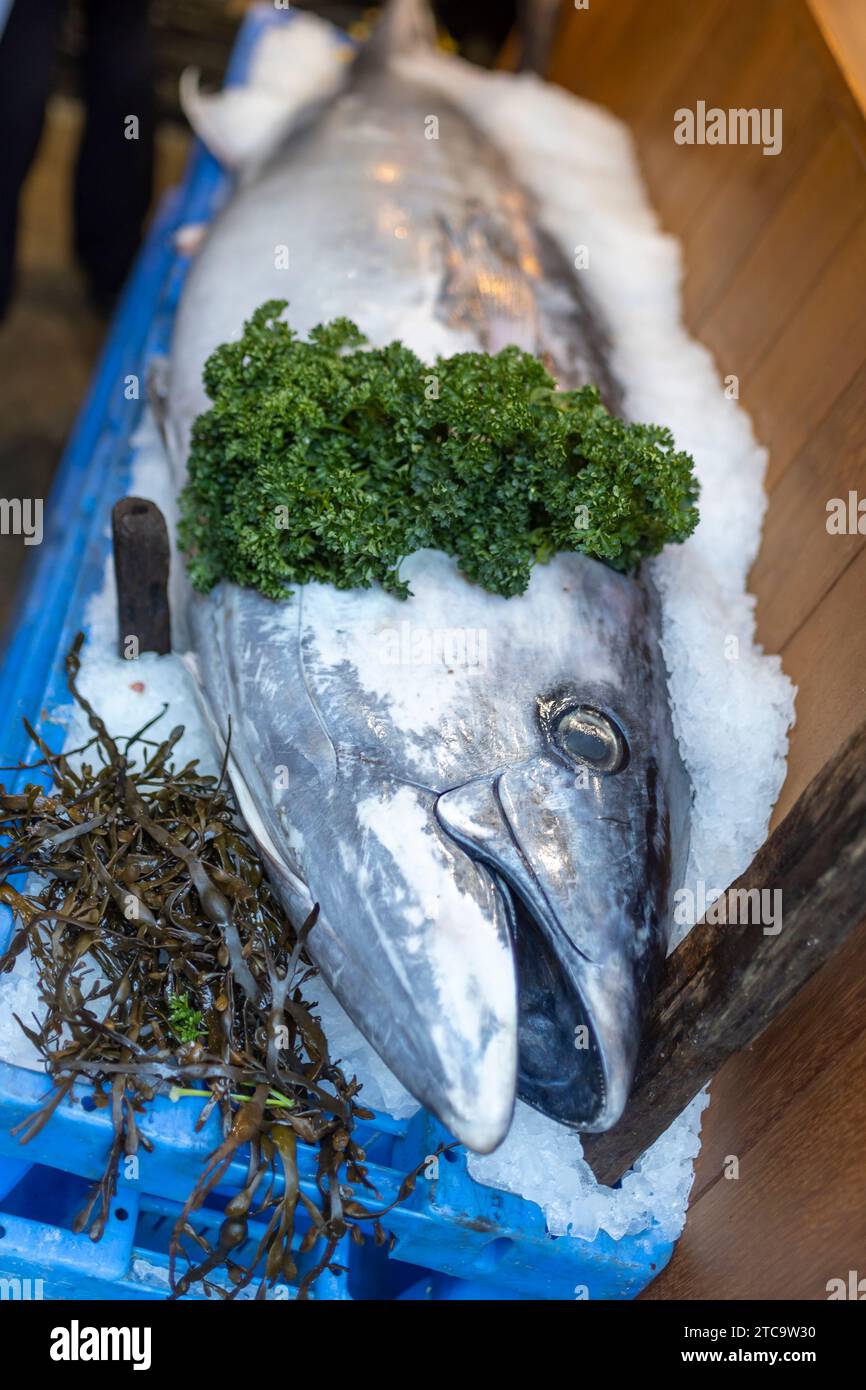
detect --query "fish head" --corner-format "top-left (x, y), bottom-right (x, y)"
top-left (198, 548), bottom-right (687, 1149)
top-left (428, 554), bottom-right (689, 1132)
top-left (437, 672), bottom-right (687, 1132)
top-left (295, 548), bottom-right (689, 1137)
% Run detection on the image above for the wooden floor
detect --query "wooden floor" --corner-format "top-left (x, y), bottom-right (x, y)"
top-left (550, 0), bottom-right (866, 1300)
top-left (642, 917), bottom-right (866, 1299)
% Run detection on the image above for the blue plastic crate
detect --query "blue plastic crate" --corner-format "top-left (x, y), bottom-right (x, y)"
top-left (0, 4), bottom-right (674, 1301)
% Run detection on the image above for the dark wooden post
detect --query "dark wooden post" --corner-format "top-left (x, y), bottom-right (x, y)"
top-left (111, 497), bottom-right (171, 658)
top-left (583, 720), bottom-right (866, 1186)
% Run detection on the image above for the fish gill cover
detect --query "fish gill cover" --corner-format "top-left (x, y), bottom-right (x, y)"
top-left (178, 300), bottom-right (700, 600)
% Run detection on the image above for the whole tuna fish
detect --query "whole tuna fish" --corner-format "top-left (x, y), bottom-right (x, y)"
top-left (166, 1), bottom-right (690, 1152)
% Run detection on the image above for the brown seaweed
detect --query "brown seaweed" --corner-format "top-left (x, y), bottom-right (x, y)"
top-left (0, 633), bottom-right (448, 1298)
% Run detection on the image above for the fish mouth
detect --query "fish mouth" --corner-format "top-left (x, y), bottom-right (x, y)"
top-left (436, 763), bottom-right (652, 1134)
top-left (489, 871), bottom-right (625, 1132)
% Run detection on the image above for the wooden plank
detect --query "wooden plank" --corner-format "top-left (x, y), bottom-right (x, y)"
top-left (686, 912), bottom-right (866, 1209)
top-left (682, 12), bottom-right (831, 324)
top-left (549, 0), bottom-right (866, 1293)
top-left (612, 0), bottom-right (728, 127)
top-left (548, 0), bottom-right (644, 94)
top-left (623, 0), bottom-right (737, 229)
top-left (551, 0), bottom-right (732, 207)
top-left (582, 719), bottom-right (866, 1185)
top-left (809, 0), bottom-right (866, 116)
top-left (750, 356), bottom-right (866, 654)
top-left (771, 545), bottom-right (866, 826)
top-left (550, 0), bottom-right (697, 119)
top-left (748, 208), bottom-right (866, 490)
top-left (796, 0), bottom-right (866, 135)
top-left (699, 125), bottom-right (866, 384)
top-left (594, 0), bottom-right (739, 230)
top-left (637, 1), bottom-right (785, 233)
top-left (641, 1020), bottom-right (866, 1298)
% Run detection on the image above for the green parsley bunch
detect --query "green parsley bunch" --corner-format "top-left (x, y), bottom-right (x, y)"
top-left (178, 300), bottom-right (699, 599)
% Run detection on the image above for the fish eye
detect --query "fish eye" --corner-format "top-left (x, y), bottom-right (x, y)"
top-left (552, 705), bottom-right (627, 774)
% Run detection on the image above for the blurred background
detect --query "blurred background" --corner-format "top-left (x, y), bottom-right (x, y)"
top-left (0, 0), bottom-right (520, 637)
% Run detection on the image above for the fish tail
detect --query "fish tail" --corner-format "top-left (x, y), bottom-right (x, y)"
top-left (358, 0), bottom-right (438, 68)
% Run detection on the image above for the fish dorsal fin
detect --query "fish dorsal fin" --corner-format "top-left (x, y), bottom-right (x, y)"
top-left (180, 13), bottom-right (348, 172)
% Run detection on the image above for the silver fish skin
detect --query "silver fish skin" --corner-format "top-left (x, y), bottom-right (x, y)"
top-left (167, 28), bottom-right (690, 1151)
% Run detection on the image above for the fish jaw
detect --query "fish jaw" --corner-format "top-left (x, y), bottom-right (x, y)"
top-left (436, 743), bottom-right (678, 1133)
top-left (286, 779), bottom-right (518, 1152)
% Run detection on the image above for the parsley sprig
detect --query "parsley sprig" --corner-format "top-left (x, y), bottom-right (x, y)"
top-left (178, 300), bottom-right (699, 599)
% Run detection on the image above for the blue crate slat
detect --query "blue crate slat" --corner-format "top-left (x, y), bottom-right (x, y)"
top-left (0, 1163), bottom-right (352, 1300)
top-left (0, 4), bottom-right (675, 1300)
top-left (0, 1154), bottom-right (30, 1203)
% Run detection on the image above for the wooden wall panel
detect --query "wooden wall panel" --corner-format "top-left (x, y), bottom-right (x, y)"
top-left (751, 358), bottom-right (866, 656)
top-left (550, 0), bottom-right (866, 1300)
top-left (698, 125), bottom-right (866, 381)
top-left (680, 13), bottom-right (833, 321)
top-left (773, 544), bottom-right (866, 823)
top-left (747, 210), bottom-right (866, 490)
top-left (811, 0), bottom-right (866, 112)
top-left (646, 2), bottom-right (792, 236)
